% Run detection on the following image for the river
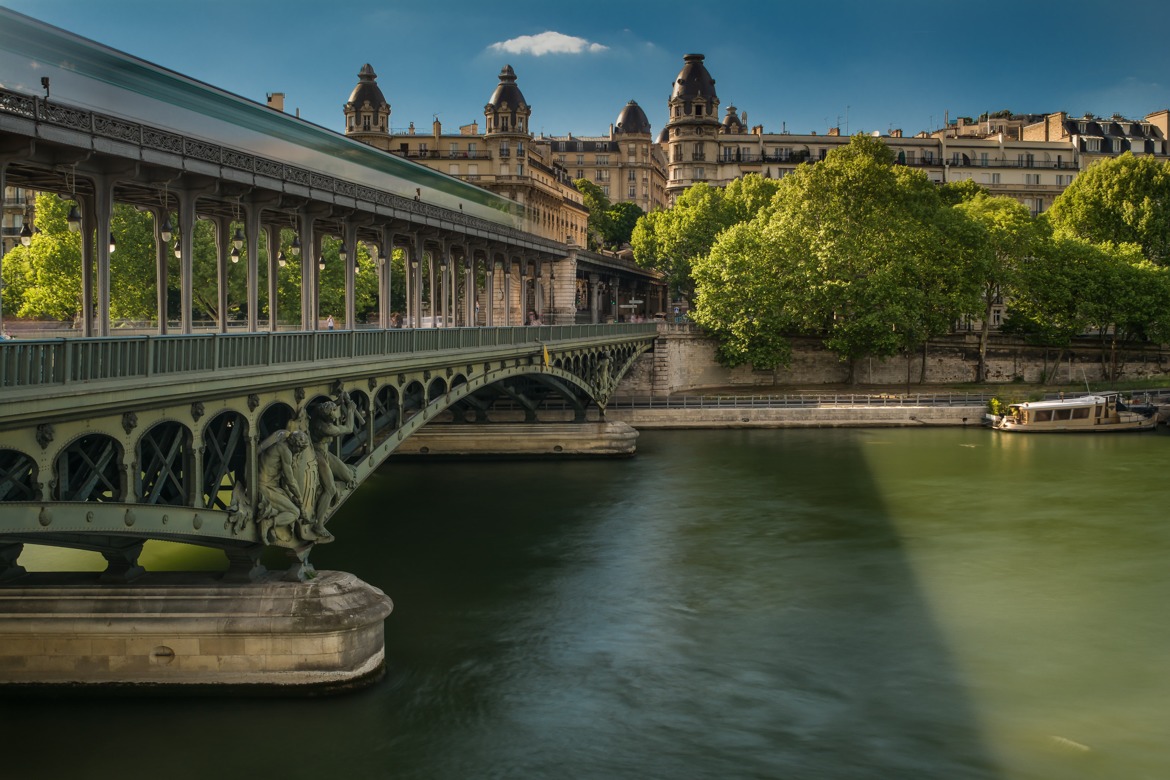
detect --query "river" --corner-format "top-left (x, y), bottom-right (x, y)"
top-left (7, 428), bottom-right (1170, 779)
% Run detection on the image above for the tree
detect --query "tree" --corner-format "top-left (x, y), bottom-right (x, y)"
top-left (1046, 152), bottom-right (1170, 265)
top-left (574, 178), bottom-right (612, 251)
top-left (630, 174), bottom-right (780, 301)
top-left (2, 194), bottom-right (82, 320)
top-left (692, 136), bottom-right (971, 381)
top-left (938, 179), bottom-right (988, 206)
top-left (603, 201), bottom-right (644, 248)
top-left (953, 193), bottom-right (1043, 381)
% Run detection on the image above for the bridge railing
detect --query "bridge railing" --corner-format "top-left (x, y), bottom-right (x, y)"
top-left (0, 324), bottom-right (657, 389)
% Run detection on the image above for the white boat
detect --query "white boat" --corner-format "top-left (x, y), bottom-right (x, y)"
top-left (986, 392), bottom-right (1160, 433)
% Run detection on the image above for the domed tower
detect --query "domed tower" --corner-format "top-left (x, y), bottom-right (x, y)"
top-left (343, 64), bottom-right (391, 147)
top-left (612, 100), bottom-right (658, 211)
top-left (720, 105), bottom-right (747, 134)
top-left (614, 100), bottom-right (652, 136)
top-left (663, 54), bottom-right (721, 201)
top-left (484, 65), bottom-right (532, 141)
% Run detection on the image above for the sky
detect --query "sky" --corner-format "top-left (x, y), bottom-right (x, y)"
top-left (4, 0), bottom-right (1170, 140)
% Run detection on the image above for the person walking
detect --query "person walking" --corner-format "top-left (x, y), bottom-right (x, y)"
top-left (326, 314), bottom-right (335, 330)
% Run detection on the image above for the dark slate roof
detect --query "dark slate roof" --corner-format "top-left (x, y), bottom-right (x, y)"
top-left (550, 140), bottom-right (620, 153)
top-left (671, 53), bottom-right (717, 102)
top-left (346, 63), bottom-right (388, 109)
top-left (614, 100), bottom-right (652, 135)
top-left (721, 105), bottom-right (746, 133)
top-left (487, 65), bottom-right (527, 110)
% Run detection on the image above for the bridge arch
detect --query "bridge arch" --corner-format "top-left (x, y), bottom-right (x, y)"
top-left (0, 448), bottom-right (39, 502)
top-left (200, 410), bottom-right (249, 512)
top-left (137, 420), bottom-right (193, 506)
top-left (54, 433), bottom-right (125, 503)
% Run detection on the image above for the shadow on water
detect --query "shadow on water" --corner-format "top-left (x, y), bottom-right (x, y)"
top-left (2, 429), bottom-right (1006, 779)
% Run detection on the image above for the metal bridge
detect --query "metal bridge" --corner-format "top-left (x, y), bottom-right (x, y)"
top-left (0, 324), bottom-right (657, 580)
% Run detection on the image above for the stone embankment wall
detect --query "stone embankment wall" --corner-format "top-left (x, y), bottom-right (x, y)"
top-left (619, 325), bottom-right (1170, 395)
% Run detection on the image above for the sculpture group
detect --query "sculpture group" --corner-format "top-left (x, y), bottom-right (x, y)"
top-left (230, 389), bottom-right (360, 551)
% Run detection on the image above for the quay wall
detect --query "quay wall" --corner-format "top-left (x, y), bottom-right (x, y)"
top-left (619, 326), bottom-right (1170, 395)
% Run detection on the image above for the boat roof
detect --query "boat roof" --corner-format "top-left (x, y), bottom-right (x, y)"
top-left (1010, 393), bottom-right (1116, 410)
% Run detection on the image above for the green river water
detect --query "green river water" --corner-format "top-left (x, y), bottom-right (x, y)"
top-left (7, 427), bottom-right (1170, 779)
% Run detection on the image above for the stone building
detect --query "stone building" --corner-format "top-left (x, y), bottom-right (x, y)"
top-left (546, 100), bottom-right (669, 215)
top-left (658, 53), bottom-right (1170, 216)
top-left (342, 63), bottom-right (590, 246)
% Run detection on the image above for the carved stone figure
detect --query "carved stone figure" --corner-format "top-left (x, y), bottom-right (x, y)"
top-left (255, 430), bottom-right (313, 546)
top-left (309, 393), bottom-right (358, 527)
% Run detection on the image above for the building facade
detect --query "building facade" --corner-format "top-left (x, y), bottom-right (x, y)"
top-left (342, 63), bottom-right (592, 246)
top-left (658, 54), bottom-right (1170, 216)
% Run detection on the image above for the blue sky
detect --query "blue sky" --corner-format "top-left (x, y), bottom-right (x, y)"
top-left (6, 0), bottom-right (1170, 139)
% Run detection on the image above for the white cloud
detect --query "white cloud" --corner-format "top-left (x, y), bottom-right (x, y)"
top-left (489, 31), bottom-right (607, 57)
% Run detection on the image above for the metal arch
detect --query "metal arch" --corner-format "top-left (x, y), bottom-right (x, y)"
top-left (53, 433), bottom-right (125, 503)
top-left (200, 410), bottom-right (248, 511)
top-left (137, 420), bottom-right (192, 506)
top-left (0, 448), bottom-right (39, 502)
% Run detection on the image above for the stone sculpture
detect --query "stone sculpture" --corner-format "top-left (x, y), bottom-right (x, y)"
top-left (309, 392), bottom-right (358, 525)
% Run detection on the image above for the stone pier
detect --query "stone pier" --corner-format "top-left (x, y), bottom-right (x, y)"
top-left (395, 421), bottom-right (638, 458)
top-left (0, 570), bottom-right (392, 693)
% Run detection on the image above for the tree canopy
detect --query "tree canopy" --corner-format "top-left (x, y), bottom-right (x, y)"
top-left (692, 136), bottom-right (976, 379)
top-left (1046, 152), bottom-right (1170, 265)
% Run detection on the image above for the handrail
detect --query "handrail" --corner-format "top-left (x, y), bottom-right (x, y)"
top-left (0, 324), bottom-right (658, 389)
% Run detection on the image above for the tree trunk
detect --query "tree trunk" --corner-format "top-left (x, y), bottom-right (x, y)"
top-left (1044, 348), bottom-right (1065, 385)
top-left (977, 295), bottom-right (993, 383)
top-left (919, 341), bottom-right (928, 384)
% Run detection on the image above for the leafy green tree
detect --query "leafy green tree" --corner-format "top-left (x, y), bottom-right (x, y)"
top-left (1046, 152), bottom-right (1170, 265)
top-left (631, 174), bottom-right (782, 301)
top-left (603, 201), bottom-right (644, 248)
top-left (693, 136), bottom-right (970, 381)
top-left (574, 178), bottom-right (612, 251)
top-left (939, 179), bottom-right (988, 206)
top-left (3, 194), bottom-right (82, 320)
top-left (954, 193), bottom-right (1044, 381)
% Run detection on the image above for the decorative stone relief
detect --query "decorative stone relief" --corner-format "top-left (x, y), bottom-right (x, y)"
top-left (35, 424), bottom-right (54, 450)
top-left (247, 394), bottom-right (260, 412)
top-left (121, 412), bottom-right (138, 435)
top-left (191, 402), bottom-right (205, 422)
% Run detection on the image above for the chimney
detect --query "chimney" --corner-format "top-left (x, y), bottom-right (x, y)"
top-left (408, 121), bottom-right (415, 135)
top-left (828, 127), bottom-right (840, 137)
top-left (266, 92), bottom-right (285, 112)
top-left (752, 124), bottom-right (763, 135)
top-left (891, 129), bottom-right (903, 138)
top-left (433, 117), bottom-right (442, 138)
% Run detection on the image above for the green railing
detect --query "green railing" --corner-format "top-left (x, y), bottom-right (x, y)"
top-left (0, 324), bottom-right (658, 389)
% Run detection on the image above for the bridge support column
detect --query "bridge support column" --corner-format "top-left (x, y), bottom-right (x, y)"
top-left (266, 222), bottom-right (282, 331)
top-left (0, 571), bottom-right (393, 694)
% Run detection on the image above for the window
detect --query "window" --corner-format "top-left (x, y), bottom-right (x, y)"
top-left (517, 164), bottom-right (524, 176)
top-left (449, 143), bottom-right (459, 157)
top-left (629, 186), bottom-right (637, 198)
top-left (951, 152), bottom-right (960, 165)
top-left (499, 143), bottom-right (510, 157)
top-left (449, 164), bottom-right (459, 175)
top-left (694, 167), bottom-right (705, 180)
top-left (500, 164), bottom-right (509, 176)
top-left (922, 151), bottom-right (932, 163)
top-left (517, 142), bottom-right (525, 156)
top-left (597, 155), bottom-right (609, 165)
top-left (1025, 173), bottom-right (1041, 185)
top-left (602, 185), bottom-right (609, 197)
top-left (362, 116), bottom-right (371, 131)
top-left (596, 170), bottom-right (609, 181)
top-left (418, 143), bottom-right (428, 154)
top-left (468, 142), bottom-right (476, 154)
top-left (468, 164), bottom-right (478, 177)
top-left (1086, 138), bottom-right (1101, 152)
top-left (980, 152), bottom-right (989, 167)
top-left (628, 170), bottom-right (637, 181)
top-left (906, 151), bottom-right (917, 164)
top-left (577, 154), bottom-right (585, 165)
top-left (982, 173), bottom-right (1001, 184)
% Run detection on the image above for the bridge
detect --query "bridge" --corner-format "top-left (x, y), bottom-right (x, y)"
top-left (0, 9), bottom-right (667, 690)
top-left (0, 324), bottom-right (655, 581)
